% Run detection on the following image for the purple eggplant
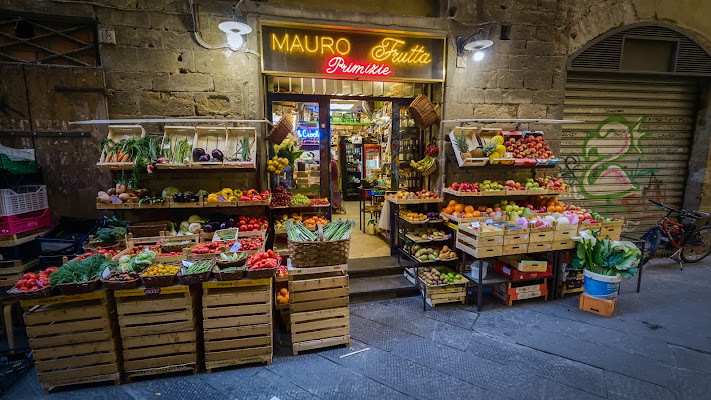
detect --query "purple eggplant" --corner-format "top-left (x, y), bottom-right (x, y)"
top-left (202, 224), bottom-right (214, 233)
top-left (219, 222), bottom-right (228, 230)
top-left (228, 218), bottom-right (237, 228)
top-left (192, 148), bottom-right (205, 161)
top-left (211, 149), bottom-right (224, 161)
top-left (198, 153), bottom-right (210, 162)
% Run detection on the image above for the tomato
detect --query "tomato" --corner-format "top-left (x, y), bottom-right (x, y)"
top-left (16, 279), bottom-right (27, 287)
top-left (30, 286), bottom-right (40, 291)
top-left (23, 272), bottom-right (38, 280)
top-left (18, 287), bottom-right (29, 292)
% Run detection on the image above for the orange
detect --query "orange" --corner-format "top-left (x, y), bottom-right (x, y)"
top-left (547, 205), bottom-right (555, 213)
top-left (444, 206), bottom-right (454, 214)
top-left (473, 211), bottom-right (481, 217)
top-left (454, 204), bottom-right (465, 213)
top-left (555, 205), bottom-right (564, 212)
top-left (280, 288), bottom-right (288, 296)
top-left (448, 200), bottom-right (457, 207)
top-left (464, 205), bottom-right (474, 214)
top-left (464, 212), bottom-right (474, 218)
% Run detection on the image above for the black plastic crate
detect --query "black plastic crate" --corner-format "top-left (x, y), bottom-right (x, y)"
top-left (0, 348), bottom-right (33, 396)
top-left (0, 241), bottom-right (38, 262)
top-left (36, 217), bottom-right (99, 256)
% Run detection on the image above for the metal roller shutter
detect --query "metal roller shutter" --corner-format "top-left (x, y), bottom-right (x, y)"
top-left (560, 73), bottom-right (699, 237)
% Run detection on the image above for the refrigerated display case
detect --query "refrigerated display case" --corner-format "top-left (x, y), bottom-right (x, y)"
top-left (340, 137), bottom-right (362, 200)
top-left (363, 144), bottom-right (381, 181)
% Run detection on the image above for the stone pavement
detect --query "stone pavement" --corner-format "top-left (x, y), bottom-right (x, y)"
top-left (5, 258), bottom-right (711, 399)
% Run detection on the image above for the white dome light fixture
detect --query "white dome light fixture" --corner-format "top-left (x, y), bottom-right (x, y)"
top-left (456, 26), bottom-right (494, 63)
top-left (219, 21), bottom-right (251, 51)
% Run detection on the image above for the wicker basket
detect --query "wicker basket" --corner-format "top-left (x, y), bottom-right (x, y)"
top-left (100, 277), bottom-right (140, 290)
top-left (57, 278), bottom-right (101, 296)
top-left (246, 267), bottom-right (276, 279)
top-left (215, 265), bottom-right (246, 281)
top-left (287, 238), bottom-right (350, 268)
top-left (420, 161), bottom-right (437, 177)
top-left (7, 285), bottom-right (54, 300)
top-left (141, 272), bottom-right (178, 288)
top-left (215, 252), bottom-right (247, 268)
top-left (267, 117), bottom-right (293, 144)
top-left (408, 94), bottom-right (439, 130)
top-left (161, 241), bottom-right (195, 253)
top-left (178, 262), bottom-right (215, 285)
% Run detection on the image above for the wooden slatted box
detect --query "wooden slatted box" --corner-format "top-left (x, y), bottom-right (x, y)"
top-left (115, 285), bottom-right (198, 381)
top-left (288, 264), bottom-right (350, 355)
top-left (455, 224), bottom-right (503, 258)
top-left (21, 290), bottom-right (120, 393)
top-left (202, 278), bottom-right (273, 371)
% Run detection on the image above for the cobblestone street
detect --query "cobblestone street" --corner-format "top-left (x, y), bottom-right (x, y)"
top-left (6, 258), bottom-right (710, 399)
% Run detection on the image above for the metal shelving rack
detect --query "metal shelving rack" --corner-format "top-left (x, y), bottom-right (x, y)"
top-left (439, 118), bottom-right (583, 311)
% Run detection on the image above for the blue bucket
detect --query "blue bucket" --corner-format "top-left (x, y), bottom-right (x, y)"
top-left (583, 269), bottom-right (622, 300)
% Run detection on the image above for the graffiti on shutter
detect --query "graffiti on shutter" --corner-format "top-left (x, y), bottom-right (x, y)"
top-left (560, 74), bottom-right (697, 237)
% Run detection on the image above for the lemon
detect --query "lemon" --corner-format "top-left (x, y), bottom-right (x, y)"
top-left (495, 145), bottom-right (506, 155)
top-left (490, 135), bottom-right (504, 146)
top-left (488, 152), bottom-right (500, 160)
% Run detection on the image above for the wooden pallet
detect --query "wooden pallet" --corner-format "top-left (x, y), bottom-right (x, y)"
top-left (22, 290), bottom-right (121, 393)
top-left (202, 279), bottom-right (273, 372)
top-left (115, 285), bottom-right (198, 381)
top-left (288, 264), bottom-right (350, 355)
top-left (0, 228), bottom-right (48, 247)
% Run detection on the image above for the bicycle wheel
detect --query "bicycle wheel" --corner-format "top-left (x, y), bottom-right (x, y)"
top-left (680, 226), bottom-right (711, 263)
top-left (643, 227), bottom-right (662, 262)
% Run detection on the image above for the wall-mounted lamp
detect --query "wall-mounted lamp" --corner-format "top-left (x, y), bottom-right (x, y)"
top-left (456, 27), bottom-right (493, 65)
top-left (189, 0), bottom-right (259, 57)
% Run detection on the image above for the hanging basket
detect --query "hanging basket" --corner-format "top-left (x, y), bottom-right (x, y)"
top-left (267, 117), bottom-right (293, 144)
top-left (408, 95), bottom-right (439, 130)
top-left (420, 161), bottom-right (437, 177)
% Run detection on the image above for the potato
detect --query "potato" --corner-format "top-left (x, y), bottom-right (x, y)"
top-left (118, 193), bottom-right (130, 201)
top-left (449, 251), bottom-right (457, 259)
top-left (107, 188), bottom-right (116, 196)
top-left (116, 183), bottom-right (126, 194)
top-left (100, 197), bottom-right (111, 204)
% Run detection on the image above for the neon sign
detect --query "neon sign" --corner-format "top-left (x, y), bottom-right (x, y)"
top-left (297, 129), bottom-right (319, 139)
top-left (325, 56), bottom-right (391, 77)
top-left (261, 22), bottom-right (445, 82)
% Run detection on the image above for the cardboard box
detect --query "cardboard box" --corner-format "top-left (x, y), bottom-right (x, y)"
top-left (579, 292), bottom-right (616, 317)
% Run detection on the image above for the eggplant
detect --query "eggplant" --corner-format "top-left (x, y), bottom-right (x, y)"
top-left (199, 153), bottom-right (210, 162)
top-left (211, 149), bottom-right (224, 161)
top-left (202, 224), bottom-right (214, 233)
top-left (228, 218), bottom-right (237, 228)
top-left (219, 222), bottom-right (228, 229)
top-left (207, 222), bottom-right (221, 231)
top-left (173, 193), bottom-right (185, 202)
top-left (193, 148), bottom-right (206, 161)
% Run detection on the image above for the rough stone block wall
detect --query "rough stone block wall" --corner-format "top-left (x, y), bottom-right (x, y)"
top-left (441, 0), bottom-right (570, 186)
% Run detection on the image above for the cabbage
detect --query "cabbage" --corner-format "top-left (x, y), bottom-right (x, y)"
top-left (162, 187), bottom-right (179, 198)
top-left (188, 223), bottom-right (201, 234)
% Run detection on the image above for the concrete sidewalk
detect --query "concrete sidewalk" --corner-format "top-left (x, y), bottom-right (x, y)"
top-left (5, 258), bottom-right (710, 399)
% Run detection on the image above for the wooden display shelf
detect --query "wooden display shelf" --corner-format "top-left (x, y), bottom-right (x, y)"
top-left (22, 290), bottom-right (120, 393)
top-left (384, 196), bottom-right (442, 205)
top-left (115, 285), bottom-right (198, 381)
top-left (288, 264), bottom-right (350, 355)
top-left (561, 285), bottom-right (584, 297)
top-left (269, 203), bottom-right (330, 209)
top-left (202, 279), bottom-right (273, 371)
top-left (443, 187), bottom-right (568, 197)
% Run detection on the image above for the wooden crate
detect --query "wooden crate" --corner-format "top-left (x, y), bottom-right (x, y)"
top-left (579, 292), bottom-right (616, 317)
top-left (202, 279), bottom-right (273, 372)
top-left (21, 290), bottom-right (120, 393)
top-left (194, 127), bottom-right (227, 167)
top-left (498, 255), bottom-right (548, 272)
top-left (553, 224), bottom-right (578, 240)
top-left (96, 125), bottom-right (145, 171)
top-left (159, 126), bottom-right (196, 169)
top-left (115, 285), bottom-right (198, 381)
top-left (503, 232), bottom-right (529, 245)
top-left (225, 127), bottom-right (257, 169)
top-left (418, 278), bottom-right (467, 307)
top-left (600, 226), bottom-right (622, 241)
top-left (503, 243), bottom-right (528, 255)
top-left (456, 238), bottom-right (502, 258)
top-left (529, 242), bottom-right (553, 253)
top-left (529, 229), bottom-right (554, 243)
top-left (288, 264), bottom-right (350, 355)
top-left (492, 279), bottom-right (548, 306)
top-left (578, 222), bottom-right (602, 233)
top-left (0, 258), bottom-right (38, 286)
top-left (551, 239), bottom-right (576, 250)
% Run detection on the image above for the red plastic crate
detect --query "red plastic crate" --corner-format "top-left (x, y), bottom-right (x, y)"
top-left (494, 261), bottom-right (552, 281)
top-left (0, 208), bottom-right (50, 235)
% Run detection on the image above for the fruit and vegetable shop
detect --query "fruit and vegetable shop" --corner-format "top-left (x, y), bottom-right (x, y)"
top-left (2, 1), bottom-right (711, 395)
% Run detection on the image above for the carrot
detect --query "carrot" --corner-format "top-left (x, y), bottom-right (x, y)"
top-left (110, 153), bottom-right (118, 162)
top-left (120, 153), bottom-right (130, 162)
top-left (105, 154), bottom-right (112, 163)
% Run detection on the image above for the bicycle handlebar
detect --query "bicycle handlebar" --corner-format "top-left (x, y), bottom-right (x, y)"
top-left (648, 200), bottom-right (699, 219)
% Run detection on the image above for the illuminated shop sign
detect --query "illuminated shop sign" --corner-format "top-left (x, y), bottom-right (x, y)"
top-left (261, 22), bottom-right (445, 82)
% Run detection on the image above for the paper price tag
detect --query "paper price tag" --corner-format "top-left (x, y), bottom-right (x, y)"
top-left (182, 260), bottom-right (194, 268)
top-left (229, 242), bottom-right (242, 252)
top-left (109, 195), bottom-right (123, 204)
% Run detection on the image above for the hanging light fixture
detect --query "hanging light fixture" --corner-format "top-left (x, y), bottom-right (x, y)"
top-left (218, 4), bottom-right (251, 51)
top-left (456, 27), bottom-right (494, 62)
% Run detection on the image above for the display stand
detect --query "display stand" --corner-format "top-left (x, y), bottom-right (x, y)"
top-left (440, 118), bottom-right (581, 310)
top-left (20, 290), bottom-right (121, 393)
top-left (286, 263), bottom-right (350, 355)
top-left (114, 285), bottom-right (199, 381)
top-left (202, 279), bottom-right (273, 371)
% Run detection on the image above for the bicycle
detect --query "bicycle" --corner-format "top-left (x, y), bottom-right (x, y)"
top-left (642, 200), bottom-right (711, 268)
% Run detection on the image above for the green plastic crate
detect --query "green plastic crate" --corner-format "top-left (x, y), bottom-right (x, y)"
top-left (0, 154), bottom-right (37, 174)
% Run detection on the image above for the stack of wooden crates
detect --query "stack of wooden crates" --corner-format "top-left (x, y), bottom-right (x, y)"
top-left (287, 264), bottom-right (350, 355)
top-left (21, 291), bottom-right (120, 393)
top-left (201, 279), bottom-right (273, 371)
top-left (114, 285), bottom-right (199, 381)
